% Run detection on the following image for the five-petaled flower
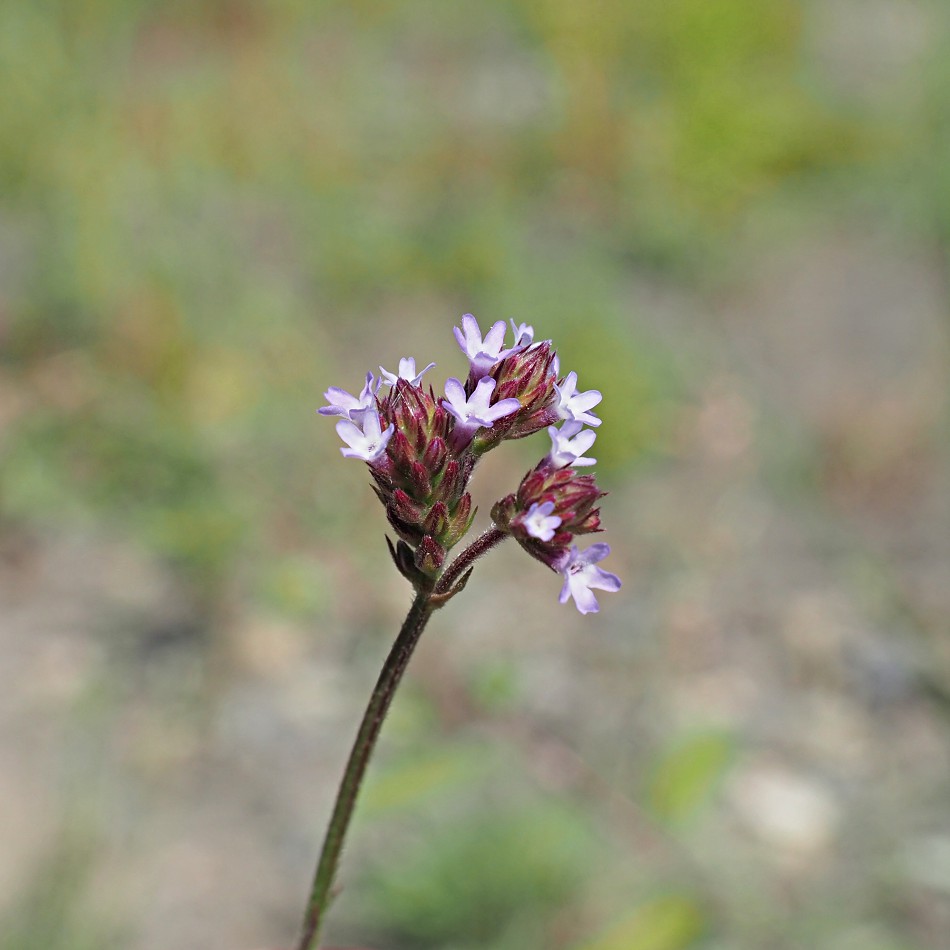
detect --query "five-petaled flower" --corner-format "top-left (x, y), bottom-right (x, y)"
top-left (335, 408), bottom-right (394, 463)
top-left (553, 371), bottom-right (602, 427)
top-left (557, 543), bottom-right (622, 614)
top-left (547, 420), bottom-right (597, 468)
top-left (520, 501), bottom-right (562, 542)
top-left (454, 313), bottom-right (520, 377)
top-left (441, 377), bottom-right (521, 449)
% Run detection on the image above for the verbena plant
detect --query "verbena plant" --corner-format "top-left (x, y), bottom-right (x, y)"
top-left (297, 314), bottom-right (620, 949)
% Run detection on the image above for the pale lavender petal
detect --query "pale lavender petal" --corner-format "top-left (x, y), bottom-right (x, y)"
top-left (380, 358), bottom-right (436, 386)
top-left (442, 377), bottom-right (468, 415)
top-left (319, 372), bottom-right (379, 417)
top-left (467, 377), bottom-right (498, 416)
top-left (453, 314), bottom-right (482, 357)
top-left (481, 320), bottom-right (508, 355)
top-left (479, 397), bottom-right (521, 423)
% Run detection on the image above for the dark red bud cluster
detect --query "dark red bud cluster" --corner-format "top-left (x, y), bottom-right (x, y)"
top-left (372, 379), bottom-right (476, 581)
top-left (491, 461), bottom-right (605, 570)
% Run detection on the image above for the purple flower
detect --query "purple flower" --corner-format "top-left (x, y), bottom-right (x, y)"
top-left (557, 543), bottom-right (621, 614)
top-left (547, 421), bottom-right (597, 468)
top-left (453, 314), bottom-right (518, 377)
top-left (553, 371), bottom-right (602, 427)
top-left (520, 501), bottom-right (562, 542)
top-left (319, 372), bottom-right (380, 418)
top-left (442, 377), bottom-right (521, 448)
top-left (509, 320), bottom-right (535, 349)
top-left (335, 408), bottom-right (394, 463)
top-left (379, 357), bottom-right (436, 386)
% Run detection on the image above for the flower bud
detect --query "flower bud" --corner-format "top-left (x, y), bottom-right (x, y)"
top-left (414, 534), bottom-right (446, 574)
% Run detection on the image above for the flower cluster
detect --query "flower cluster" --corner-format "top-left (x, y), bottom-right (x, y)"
top-left (319, 315), bottom-right (620, 613)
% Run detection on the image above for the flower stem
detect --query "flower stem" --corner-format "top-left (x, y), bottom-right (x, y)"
top-left (434, 526), bottom-right (507, 596)
top-left (293, 526), bottom-right (509, 950)
top-left (294, 589), bottom-right (433, 950)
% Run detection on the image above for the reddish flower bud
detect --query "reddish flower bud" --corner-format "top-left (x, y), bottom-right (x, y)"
top-left (445, 492), bottom-right (474, 546)
top-left (422, 501), bottom-right (449, 539)
top-left (422, 437), bottom-right (448, 479)
top-left (414, 534), bottom-right (446, 575)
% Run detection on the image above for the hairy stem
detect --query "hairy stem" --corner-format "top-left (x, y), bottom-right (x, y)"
top-left (294, 590), bottom-right (432, 950)
top-left (294, 526), bottom-right (509, 950)
top-left (434, 526), bottom-right (507, 596)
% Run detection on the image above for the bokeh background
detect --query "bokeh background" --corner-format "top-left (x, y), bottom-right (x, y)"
top-left (2, 1), bottom-right (949, 948)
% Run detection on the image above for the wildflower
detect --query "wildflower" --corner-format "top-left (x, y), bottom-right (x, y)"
top-left (318, 372), bottom-right (380, 418)
top-left (318, 312), bottom-right (618, 608)
top-left (379, 357), bottom-right (436, 386)
top-left (557, 543), bottom-right (621, 614)
top-left (441, 377), bottom-right (520, 449)
top-left (453, 314), bottom-right (518, 377)
top-left (335, 408), bottom-right (394, 463)
top-left (509, 320), bottom-right (535, 348)
top-left (547, 421), bottom-right (597, 468)
top-left (520, 501), bottom-right (562, 542)
top-left (553, 371), bottom-right (602, 427)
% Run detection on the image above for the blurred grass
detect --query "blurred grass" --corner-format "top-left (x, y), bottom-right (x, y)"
top-left (0, 1), bottom-right (945, 947)
top-left (0, 0), bottom-right (873, 597)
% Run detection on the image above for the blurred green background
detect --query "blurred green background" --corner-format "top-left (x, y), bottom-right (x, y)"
top-left (2, 1), bottom-right (949, 948)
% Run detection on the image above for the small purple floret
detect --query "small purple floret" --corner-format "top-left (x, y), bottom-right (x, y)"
top-left (379, 357), bottom-right (436, 386)
top-left (335, 408), bottom-right (394, 463)
top-left (557, 543), bottom-right (621, 614)
top-left (319, 372), bottom-right (380, 418)
top-left (453, 314), bottom-right (518, 377)
top-left (554, 371), bottom-right (602, 427)
top-left (442, 376), bottom-right (521, 450)
top-left (521, 501), bottom-right (562, 542)
top-left (547, 420), bottom-right (597, 468)
top-left (509, 320), bottom-right (535, 349)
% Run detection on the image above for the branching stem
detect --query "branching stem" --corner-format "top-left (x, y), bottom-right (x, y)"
top-left (294, 527), bottom-right (508, 950)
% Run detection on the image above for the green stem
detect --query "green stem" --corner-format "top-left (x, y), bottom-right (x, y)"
top-left (294, 590), bottom-right (433, 950)
top-left (293, 526), bottom-right (509, 950)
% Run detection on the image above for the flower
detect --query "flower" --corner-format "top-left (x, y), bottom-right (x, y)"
top-left (520, 501), bottom-right (562, 542)
top-left (547, 421), bottom-right (597, 468)
top-left (453, 314), bottom-right (518, 377)
top-left (335, 408), bottom-right (394, 463)
top-left (509, 320), bottom-right (534, 348)
top-left (318, 372), bottom-right (380, 418)
top-left (553, 371), bottom-right (602, 427)
top-left (379, 357), bottom-right (436, 386)
top-left (557, 543), bottom-right (621, 614)
top-left (442, 377), bottom-right (521, 448)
